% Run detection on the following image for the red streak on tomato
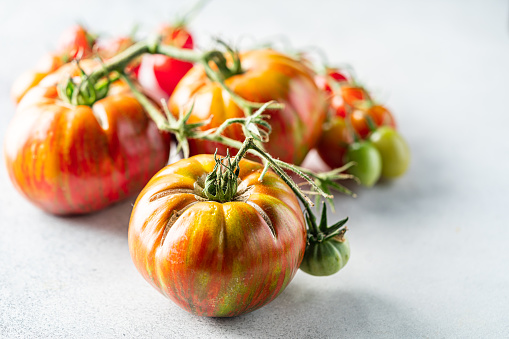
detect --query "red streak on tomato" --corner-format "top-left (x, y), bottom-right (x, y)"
top-left (4, 61), bottom-right (170, 215)
top-left (128, 155), bottom-right (306, 317)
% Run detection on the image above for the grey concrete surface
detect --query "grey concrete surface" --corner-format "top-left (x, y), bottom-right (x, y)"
top-left (1, 0), bottom-right (508, 338)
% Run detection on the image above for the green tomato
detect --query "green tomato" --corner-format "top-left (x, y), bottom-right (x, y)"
top-left (345, 141), bottom-right (382, 187)
top-left (369, 127), bottom-right (410, 178)
top-left (300, 236), bottom-right (350, 276)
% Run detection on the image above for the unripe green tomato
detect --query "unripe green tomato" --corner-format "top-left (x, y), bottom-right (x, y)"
top-left (369, 126), bottom-right (410, 178)
top-left (300, 236), bottom-right (350, 276)
top-left (345, 141), bottom-right (382, 187)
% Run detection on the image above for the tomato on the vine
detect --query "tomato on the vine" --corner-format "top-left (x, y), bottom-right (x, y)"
top-left (345, 141), bottom-right (382, 187)
top-left (4, 60), bottom-right (170, 215)
top-left (169, 49), bottom-right (328, 165)
top-left (137, 24), bottom-right (194, 102)
top-left (300, 236), bottom-right (350, 276)
top-left (56, 24), bottom-right (95, 60)
top-left (316, 116), bottom-right (352, 169)
top-left (128, 154), bottom-right (306, 317)
top-left (349, 104), bottom-right (396, 139)
top-left (11, 25), bottom-right (96, 104)
top-left (369, 126), bottom-right (410, 178)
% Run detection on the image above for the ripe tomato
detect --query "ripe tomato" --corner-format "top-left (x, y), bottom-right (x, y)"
top-left (96, 35), bottom-right (140, 76)
top-left (349, 104), bottom-right (396, 139)
top-left (56, 24), bottom-right (95, 60)
top-left (300, 236), bottom-right (350, 276)
top-left (345, 141), bottom-right (382, 187)
top-left (369, 126), bottom-right (410, 178)
top-left (11, 25), bottom-right (96, 104)
top-left (137, 24), bottom-right (194, 102)
top-left (10, 54), bottom-right (64, 104)
top-left (169, 49), bottom-right (328, 165)
top-left (314, 68), bottom-right (349, 96)
top-left (128, 155), bottom-right (306, 317)
top-left (316, 116), bottom-right (352, 169)
top-left (4, 60), bottom-right (171, 215)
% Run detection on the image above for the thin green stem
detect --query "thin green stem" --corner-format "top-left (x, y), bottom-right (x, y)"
top-left (121, 74), bottom-right (169, 130)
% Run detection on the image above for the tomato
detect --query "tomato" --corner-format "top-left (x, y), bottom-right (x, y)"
top-left (345, 141), bottom-right (382, 187)
top-left (96, 35), bottom-right (140, 75)
top-left (316, 76), bottom-right (398, 169)
top-left (4, 60), bottom-right (171, 215)
top-left (56, 24), bottom-right (95, 60)
top-left (128, 154), bottom-right (306, 317)
top-left (300, 236), bottom-right (350, 276)
top-left (169, 49), bottom-right (328, 165)
top-left (316, 116), bottom-right (352, 169)
top-left (11, 25), bottom-right (96, 104)
top-left (315, 68), bottom-right (349, 96)
top-left (349, 104), bottom-right (396, 139)
top-left (137, 24), bottom-right (194, 102)
top-left (369, 126), bottom-right (410, 178)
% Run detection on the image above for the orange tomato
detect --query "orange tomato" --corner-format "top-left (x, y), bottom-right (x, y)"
top-left (128, 154), bottom-right (306, 317)
top-left (5, 60), bottom-right (170, 214)
top-left (169, 49), bottom-right (328, 165)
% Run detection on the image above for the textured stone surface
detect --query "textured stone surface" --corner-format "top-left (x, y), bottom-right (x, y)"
top-left (1, 0), bottom-right (508, 337)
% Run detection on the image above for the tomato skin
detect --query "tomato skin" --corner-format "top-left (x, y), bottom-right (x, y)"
top-left (4, 60), bottom-right (171, 215)
top-left (11, 54), bottom-right (64, 104)
top-left (349, 104), bottom-right (396, 139)
top-left (56, 24), bottom-right (95, 59)
top-left (300, 236), bottom-right (350, 276)
top-left (128, 155), bottom-right (306, 317)
top-left (169, 49), bottom-right (328, 165)
top-left (316, 116), bottom-right (352, 169)
top-left (345, 141), bottom-right (382, 187)
top-left (369, 126), bottom-right (410, 178)
top-left (137, 25), bottom-right (194, 102)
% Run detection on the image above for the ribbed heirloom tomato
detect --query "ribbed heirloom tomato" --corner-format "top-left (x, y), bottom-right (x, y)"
top-left (128, 154), bottom-right (307, 317)
top-left (4, 60), bottom-right (170, 215)
top-left (169, 49), bottom-right (328, 165)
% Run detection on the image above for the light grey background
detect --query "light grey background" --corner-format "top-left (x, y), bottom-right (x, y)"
top-left (1, 0), bottom-right (508, 338)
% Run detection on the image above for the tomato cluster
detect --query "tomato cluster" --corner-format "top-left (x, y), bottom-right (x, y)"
top-left (5, 14), bottom-right (412, 318)
top-left (315, 68), bottom-right (410, 186)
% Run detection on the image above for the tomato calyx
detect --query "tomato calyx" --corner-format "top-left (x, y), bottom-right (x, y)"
top-left (203, 150), bottom-right (241, 203)
top-left (203, 41), bottom-right (243, 80)
top-left (57, 61), bottom-right (116, 106)
top-left (305, 202), bottom-right (348, 245)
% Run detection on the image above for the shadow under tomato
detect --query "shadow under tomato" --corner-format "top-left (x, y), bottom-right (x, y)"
top-left (206, 276), bottom-right (427, 338)
top-left (55, 197), bottom-right (136, 237)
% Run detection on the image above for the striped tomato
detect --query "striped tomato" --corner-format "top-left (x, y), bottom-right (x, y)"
top-left (4, 60), bottom-right (170, 215)
top-left (128, 155), bottom-right (306, 317)
top-left (169, 49), bottom-right (328, 165)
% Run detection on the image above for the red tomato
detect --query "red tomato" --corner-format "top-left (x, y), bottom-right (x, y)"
top-left (4, 60), bottom-right (170, 215)
top-left (56, 24), bottom-right (95, 60)
top-left (11, 25), bottom-right (96, 104)
top-left (316, 116), bottom-right (353, 169)
top-left (315, 73), bottom-right (397, 168)
top-left (349, 104), bottom-right (397, 139)
top-left (137, 25), bottom-right (194, 102)
top-left (128, 155), bottom-right (306, 317)
top-left (169, 49), bottom-right (328, 165)
top-left (315, 68), bottom-right (349, 96)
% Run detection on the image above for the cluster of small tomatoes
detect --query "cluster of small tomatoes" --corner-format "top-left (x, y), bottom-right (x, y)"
top-left (5, 19), bottom-right (409, 317)
top-left (314, 68), bottom-right (410, 187)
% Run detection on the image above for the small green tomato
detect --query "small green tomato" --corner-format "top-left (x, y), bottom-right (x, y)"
top-left (345, 141), bottom-right (382, 187)
top-left (369, 126), bottom-right (410, 178)
top-left (300, 236), bottom-right (350, 276)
